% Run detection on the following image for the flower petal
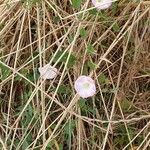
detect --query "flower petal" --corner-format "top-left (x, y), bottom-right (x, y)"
top-left (92, 0), bottom-right (112, 10)
top-left (38, 64), bottom-right (57, 80)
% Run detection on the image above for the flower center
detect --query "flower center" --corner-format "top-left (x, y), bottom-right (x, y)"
top-left (83, 82), bottom-right (90, 89)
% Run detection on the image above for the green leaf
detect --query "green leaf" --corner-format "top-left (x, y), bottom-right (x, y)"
top-left (21, 0), bottom-right (41, 8)
top-left (64, 120), bottom-right (76, 149)
top-left (64, 120), bottom-right (76, 136)
top-left (0, 23), bottom-right (4, 31)
top-left (15, 68), bottom-right (28, 81)
top-left (22, 133), bottom-right (32, 150)
top-left (98, 73), bottom-right (107, 84)
top-left (79, 99), bottom-right (96, 114)
top-left (87, 44), bottom-right (95, 55)
top-left (22, 104), bottom-right (34, 128)
top-left (68, 35), bottom-right (74, 43)
top-left (112, 23), bottom-right (120, 32)
top-left (53, 51), bottom-right (76, 68)
top-left (89, 8), bottom-right (97, 15)
top-left (46, 141), bottom-right (55, 150)
top-left (78, 98), bottom-right (86, 108)
top-left (79, 28), bottom-right (87, 38)
top-left (57, 85), bottom-right (72, 94)
top-left (27, 69), bottom-right (39, 82)
top-left (98, 73), bottom-right (110, 85)
top-left (71, 0), bottom-right (82, 9)
top-left (0, 63), bottom-right (11, 80)
top-left (87, 60), bottom-right (97, 70)
top-left (53, 16), bottom-right (60, 24)
top-left (120, 99), bottom-right (131, 111)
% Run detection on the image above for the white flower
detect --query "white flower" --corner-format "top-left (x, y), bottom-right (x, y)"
top-left (74, 76), bottom-right (96, 98)
top-left (92, 0), bottom-right (112, 10)
top-left (38, 64), bottom-right (58, 80)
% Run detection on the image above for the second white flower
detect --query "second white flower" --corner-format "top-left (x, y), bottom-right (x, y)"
top-left (38, 64), bottom-right (58, 80)
top-left (92, 0), bottom-right (113, 10)
top-left (74, 76), bottom-right (96, 98)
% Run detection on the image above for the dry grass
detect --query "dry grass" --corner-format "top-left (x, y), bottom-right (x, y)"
top-left (0, 0), bottom-right (150, 150)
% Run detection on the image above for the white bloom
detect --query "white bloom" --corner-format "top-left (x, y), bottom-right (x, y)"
top-left (74, 76), bottom-right (96, 98)
top-left (38, 64), bottom-right (57, 80)
top-left (92, 0), bottom-right (112, 10)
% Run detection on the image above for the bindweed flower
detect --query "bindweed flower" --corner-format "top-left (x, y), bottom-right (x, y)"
top-left (92, 0), bottom-right (112, 10)
top-left (74, 76), bottom-right (96, 98)
top-left (38, 64), bottom-right (58, 80)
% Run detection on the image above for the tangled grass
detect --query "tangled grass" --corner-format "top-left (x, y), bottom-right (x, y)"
top-left (0, 0), bottom-right (150, 149)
